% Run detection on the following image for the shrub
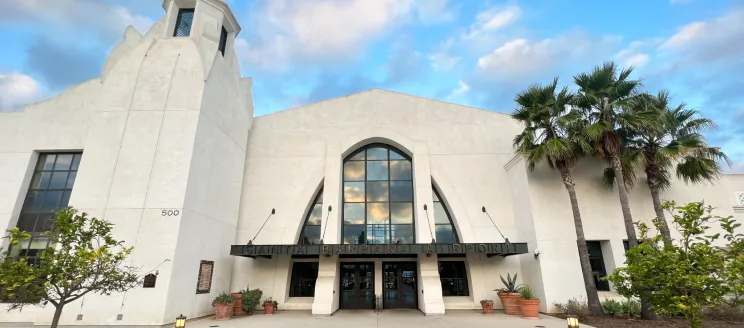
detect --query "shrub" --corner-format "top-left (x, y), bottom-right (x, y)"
top-left (621, 299), bottom-right (641, 318)
top-left (601, 299), bottom-right (623, 316)
top-left (242, 288), bottom-right (263, 313)
top-left (214, 291), bottom-right (235, 305)
top-left (553, 298), bottom-right (590, 320)
top-left (497, 273), bottom-right (520, 293)
top-left (703, 304), bottom-right (744, 321)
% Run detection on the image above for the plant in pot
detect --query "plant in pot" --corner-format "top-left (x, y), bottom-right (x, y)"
top-left (242, 288), bottom-right (263, 315)
top-left (518, 285), bottom-right (541, 319)
top-left (212, 292), bottom-right (236, 320)
top-left (231, 289), bottom-right (246, 316)
top-left (495, 273), bottom-right (521, 315)
top-left (480, 300), bottom-right (494, 314)
top-left (264, 297), bottom-right (278, 315)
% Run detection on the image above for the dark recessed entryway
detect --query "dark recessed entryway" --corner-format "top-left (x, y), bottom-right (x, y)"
top-left (383, 262), bottom-right (417, 309)
top-left (340, 262), bottom-right (374, 309)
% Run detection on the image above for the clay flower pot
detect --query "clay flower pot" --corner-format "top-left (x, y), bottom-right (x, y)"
top-left (264, 301), bottom-right (276, 315)
top-left (519, 299), bottom-right (541, 319)
top-left (498, 292), bottom-right (521, 315)
top-left (479, 300), bottom-right (494, 314)
top-left (214, 303), bottom-right (233, 320)
top-left (231, 293), bottom-right (246, 316)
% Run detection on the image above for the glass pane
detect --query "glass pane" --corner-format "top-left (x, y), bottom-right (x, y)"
top-left (433, 202), bottom-right (450, 224)
top-left (366, 224), bottom-right (389, 244)
top-left (60, 191), bottom-right (71, 208)
top-left (366, 161), bottom-right (388, 180)
top-left (71, 154), bottom-right (82, 170)
top-left (49, 171), bottom-right (69, 189)
top-left (436, 225), bottom-right (456, 243)
top-left (174, 9), bottom-right (194, 37)
top-left (29, 237), bottom-right (50, 249)
top-left (37, 214), bottom-right (54, 232)
top-left (343, 161), bottom-right (365, 181)
top-left (301, 226), bottom-right (321, 244)
top-left (432, 189), bottom-right (440, 201)
top-left (390, 181), bottom-right (413, 202)
top-left (391, 225), bottom-right (413, 243)
top-left (24, 191), bottom-right (44, 210)
top-left (366, 181), bottom-right (389, 202)
top-left (343, 225), bottom-right (365, 244)
top-left (17, 214), bottom-right (37, 232)
top-left (366, 203), bottom-right (389, 224)
top-left (54, 154), bottom-right (73, 171)
top-left (66, 171), bottom-right (77, 188)
top-left (316, 191), bottom-right (323, 203)
top-left (389, 161), bottom-right (412, 180)
top-left (349, 150), bottom-right (365, 161)
top-left (38, 154), bottom-right (56, 170)
top-left (343, 203), bottom-right (365, 224)
top-left (41, 191), bottom-right (63, 211)
top-left (343, 182), bottom-right (365, 202)
top-left (390, 150), bottom-right (406, 160)
top-left (307, 204), bottom-right (322, 225)
top-left (366, 147), bottom-right (387, 160)
top-left (31, 172), bottom-right (51, 189)
top-left (390, 203), bottom-right (413, 224)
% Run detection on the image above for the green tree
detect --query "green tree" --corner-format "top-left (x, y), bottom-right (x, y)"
top-left (605, 201), bottom-right (731, 328)
top-left (512, 78), bottom-right (603, 316)
top-left (0, 207), bottom-right (141, 328)
top-left (720, 216), bottom-right (744, 306)
top-left (604, 91), bottom-right (730, 245)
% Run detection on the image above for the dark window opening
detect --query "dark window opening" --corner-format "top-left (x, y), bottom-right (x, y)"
top-left (290, 262), bottom-right (319, 297)
top-left (587, 241), bottom-right (610, 291)
top-left (173, 8), bottom-right (195, 37)
top-left (299, 190), bottom-right (323, 244)
top-left (438, 261), bottom-right (469, 296)
top-left (433, 187), bottom-right (458, 243)
top-left (218, 26), bottom-right (228, 56)
top-left (143, 274), bottom-right (157, 288)
top-left (10, 153), bottom-right (82, 264)
top-left (342, 144), bottom-right (414, 245)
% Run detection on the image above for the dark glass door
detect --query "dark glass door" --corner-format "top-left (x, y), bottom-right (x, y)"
top-left (340, 262), bottom-right (374, 309)
top-left (383, 262), bottom-right (417, 309)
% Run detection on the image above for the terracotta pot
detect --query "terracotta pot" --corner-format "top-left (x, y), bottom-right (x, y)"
top-left (264, 302), bottom-right (276, 315)
top-left (519, 299), bottom-right (541, 319)
top-left (231, 293), bottom-right (246, 316)
top-left (215, 303), bottom-right (233, 320)
top-left (498, 292), bottom-right (521, 315)
top-left (480, 302), bottom-right (494, 314)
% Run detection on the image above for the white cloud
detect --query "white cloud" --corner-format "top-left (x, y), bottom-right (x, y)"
top-left (447, 80), bottom-right (470, 99)
top-left (615, 41), bottom-right (651, 68)
top-left (724, 161), bottom-right (744, 174)
top-left (658, 9), bottom-right (744, 61)
top-left (462, 5), bottom-right (521, 40)
top-left (415, 0), bottom-right (455, 24)
top-left (0, 73), bottom-right (42, 111)
top-left (429, 38), bottom-right (460, 71)
top-left (238, 0), bottom-right (415, 69)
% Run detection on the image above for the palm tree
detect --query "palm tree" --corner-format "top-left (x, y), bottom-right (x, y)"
top-left (605, 90), bottom-right (730, 244)
top-left (512, 77), bottom-right (603, 316)
top-left (573, 62), bottom-right (653, 250)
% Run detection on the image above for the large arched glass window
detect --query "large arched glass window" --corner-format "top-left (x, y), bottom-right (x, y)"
top-left (299, 189), bottom-right (323, 244)
top-left (433, 186), bottom-right (459, 243)
top-left (342, 144), bottom-right (414, 244)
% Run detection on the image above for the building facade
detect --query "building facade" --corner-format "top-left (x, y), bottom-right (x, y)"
top-left (1, 0), bottom-right (743, 326)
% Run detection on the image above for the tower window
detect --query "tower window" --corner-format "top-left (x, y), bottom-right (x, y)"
top-left (218, 26), bottom-right (228, 56)
top-left (173, 8), bottom-right (195, 37)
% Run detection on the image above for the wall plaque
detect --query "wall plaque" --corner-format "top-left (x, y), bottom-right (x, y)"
top-left (196, 260), bottom-right (214, 294)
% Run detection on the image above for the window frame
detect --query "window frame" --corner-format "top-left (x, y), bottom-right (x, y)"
top-left (432, 186), bottom-right (459, 243)
top-left (298, 189), bottom-right (323, 245)
top-left (289, 262), bottom-right (319, 297)
top-left (438, 261), bottom-right (470, 296)
top-left (218, 26), bottom-right (228, 56)
top-left (586, 241), bottom-right (610, 291)
top-left (173, 8), bottom-right (195, 37)
top-left (342, 143), bottom-right (415, 245)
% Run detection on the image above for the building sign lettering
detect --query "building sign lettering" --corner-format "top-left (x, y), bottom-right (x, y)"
top-left (230, 243), bottom-right (528, 258)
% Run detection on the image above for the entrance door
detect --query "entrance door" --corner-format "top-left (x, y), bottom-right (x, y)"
top-left (340, 262), bottom-right (374, 309)
top-left (382, 262), bottom-right (418, 309)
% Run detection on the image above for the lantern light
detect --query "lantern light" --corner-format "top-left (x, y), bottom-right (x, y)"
top-left (175, 314), bottom-right (186, 328)
top-left (566, 315), bottom-right (579, 328)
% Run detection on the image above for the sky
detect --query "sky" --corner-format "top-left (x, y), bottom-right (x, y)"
top-left (0, 0), bottom-right (742, 172)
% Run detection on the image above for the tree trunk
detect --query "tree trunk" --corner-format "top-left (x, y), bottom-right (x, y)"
top-left (648, 183), bottom-right (672, 246)
top-left (51, 304), bottom-right (65, 328)
top-left (559, 166), bottom-right (604, 316)
top-left (611, 154), bottom-right (638, 247)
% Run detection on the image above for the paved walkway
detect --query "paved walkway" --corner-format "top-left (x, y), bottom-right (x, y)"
top-left (187, 309), bottom-right (595, 328)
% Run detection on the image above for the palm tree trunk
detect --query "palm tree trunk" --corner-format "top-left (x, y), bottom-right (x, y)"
top-left (611, 154), bottom-right (639, 247)
top-left (559, 166), bottom-right (603, 316)
top-left (648, 184), bottom-right (672, 246)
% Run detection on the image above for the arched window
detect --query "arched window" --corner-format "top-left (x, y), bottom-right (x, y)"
top-left (342, 144), bottom-right (414, 244)
top-left (433, 186), bottom-right (459, 243)
top-left (299, 189), bottom-right (323, 244)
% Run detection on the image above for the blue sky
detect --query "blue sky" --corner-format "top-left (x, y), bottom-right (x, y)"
top-left (0, 0), bottom-right (742, 172)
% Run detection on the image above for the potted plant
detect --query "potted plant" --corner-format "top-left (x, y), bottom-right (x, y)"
top-left (480, 300), bottom-right (494, 314)
top-left (212, 292), bottom-right (236, 320)
top-left (518, 285), bottom-right (541, 319)
top-left (263, 297), bottom-right (278, 315)
top-left (231, 289), bottom-right (246, 316)
top-left (495, 273), bottom-right (521, 315)
top-left (242, 288), bottom-right (263, 315)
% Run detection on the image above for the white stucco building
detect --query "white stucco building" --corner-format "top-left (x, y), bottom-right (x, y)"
top-left (1, 0), bottom-right (742, 327)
